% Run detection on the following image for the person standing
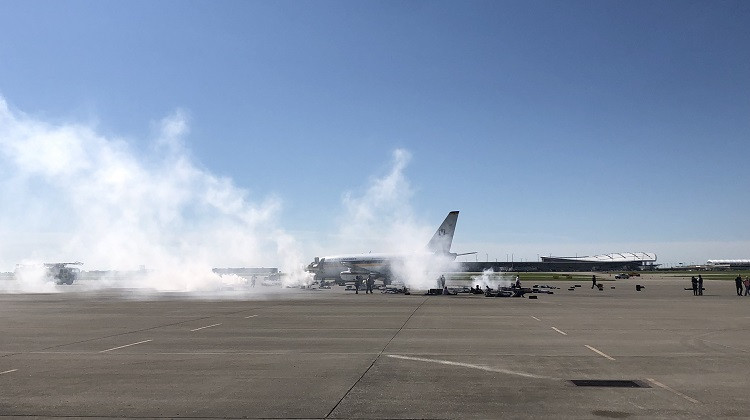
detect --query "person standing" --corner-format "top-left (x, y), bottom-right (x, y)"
top-left (691, 276), bottom-right (698, 296)
top-left (591, 275), bottom-right (597, 289)
top-left (734, 276), bottom-right (742, 296)
top-left (354, 276), bottom-right (361, 294)
top-left (744, 277), bottom-right (750, 296)
top-left (697, 275), bottom-right (704, 296)
top-left (366, 277), bottom-right (374, 294)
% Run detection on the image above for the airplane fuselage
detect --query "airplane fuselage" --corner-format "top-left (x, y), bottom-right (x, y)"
top-left (307, 253), bottom-right (406, 284)
top-left (305, 211), bottom-right (469, 285)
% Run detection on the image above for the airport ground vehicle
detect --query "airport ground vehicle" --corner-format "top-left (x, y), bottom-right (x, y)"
top-left (51, 263), bottom-right (82, 284)
top-left (615, 273), bottom-right (629, 279)
top-left (14, 262), bottom-right (83, 285)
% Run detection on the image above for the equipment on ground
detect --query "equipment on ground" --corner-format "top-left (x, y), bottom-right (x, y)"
top-left (485, 286), bottom-right (529, 297)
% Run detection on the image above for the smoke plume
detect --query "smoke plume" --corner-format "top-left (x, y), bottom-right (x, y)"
top-left (471, 268), bottom-right (513, 290)
top-left (0, 97), bottom-right (454, 294)
top-left (0, 97), bottom-right (305, 293)
top-left (337, 149), bottom-right (458, 289)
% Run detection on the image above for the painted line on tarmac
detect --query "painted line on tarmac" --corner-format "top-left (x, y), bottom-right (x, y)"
top-left (531, 316), bottom-right (541, 321)
top-left (1, 369), bottom-right (18, 375)
top-left (646, 378), bottom-right (700, 404)
top-left (584, 345), bottom-right (615, 360)
top-left (191, 323), bottom-right (222, 331)
top-left (551, 327), bottom-right (567, 335)
top-left (99, 340), bottom-right (152, 353)
top-left (244, 315), bottom-right (258, 319)
top-left (387, 354), bottom-right (557, 380)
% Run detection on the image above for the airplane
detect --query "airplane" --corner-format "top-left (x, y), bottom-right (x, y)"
top-left (305, 211), bottom-right (475, 286)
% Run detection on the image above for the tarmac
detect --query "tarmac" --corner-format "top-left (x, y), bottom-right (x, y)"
top-left (1, 275), bottom-right (749, 419)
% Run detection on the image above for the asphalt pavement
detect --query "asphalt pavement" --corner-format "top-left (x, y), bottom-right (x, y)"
top-left (1, 276), bottom-right (749, 419)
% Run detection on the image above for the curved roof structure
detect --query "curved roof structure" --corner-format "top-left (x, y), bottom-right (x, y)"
top-left (541, 252), bottom-right (657, 263)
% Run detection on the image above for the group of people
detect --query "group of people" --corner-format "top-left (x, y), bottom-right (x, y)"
top-left (690, 275), bottom-right (750, 296)
top-left (353, 276), bottom-right (375, 294)
top-left (690, 275), bottom-right (704, 295)
top-left (735, 275), bottom-right (750, 296)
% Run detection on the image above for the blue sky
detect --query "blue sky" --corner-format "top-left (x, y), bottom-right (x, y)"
top-left (1, 0), bottom-right (749, 269)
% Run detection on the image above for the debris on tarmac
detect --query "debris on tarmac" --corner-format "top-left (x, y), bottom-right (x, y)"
top-left (485, 286), bottom-right (528, 297)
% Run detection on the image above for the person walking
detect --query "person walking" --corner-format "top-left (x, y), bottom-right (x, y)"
top-left (691, 276), bottom-right (698, 296)
top-left (743, 277), bottom-right (750, 296)
top-left (354, 276), bottom-right (361, 294)
top-left (734, 276), bottom-right (742, 296)
top-left (366, 277), bottom-right (374, 294)
top-left (697, 275), bottom-right (704, 296)
top-left (591, 275), bottom-right (597, 289)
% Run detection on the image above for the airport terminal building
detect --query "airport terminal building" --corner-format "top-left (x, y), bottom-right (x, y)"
top-left (541, 252), bottom-right (658, 269)
top-left (460, 252), bottom-right (658, 272)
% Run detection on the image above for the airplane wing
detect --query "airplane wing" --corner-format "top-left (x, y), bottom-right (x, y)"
top-left (339, 258), bottom-right (392, 281)
top-left (340, 261), bottom-right (383, 276)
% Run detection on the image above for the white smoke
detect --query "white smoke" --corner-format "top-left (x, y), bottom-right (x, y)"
top-left (337, 149), bottom-right (458, 289)
top-left (471, 268), bottom-right (513, 290)
top-left (275, 230), bottom-right (315, 287)
top-left (0, 97), bottom-right (305, 293)
top-left (0, 97), bottom-right (457, 294)
top-left (390, 253), bottom-right (457, 290)
top-left (5, 263), bottom-right (59, 293)
top-left (339, 149), bottom-right (420, 251)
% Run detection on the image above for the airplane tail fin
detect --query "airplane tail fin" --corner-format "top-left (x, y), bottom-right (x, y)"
top-left (426, 211), bottom-right (459, 255)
